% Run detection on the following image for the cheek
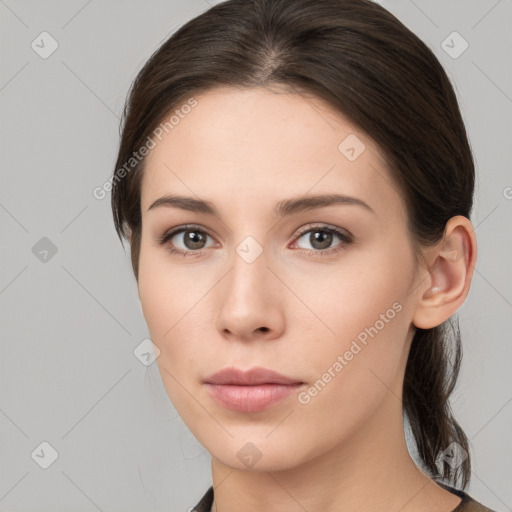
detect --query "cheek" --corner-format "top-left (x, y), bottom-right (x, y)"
top-left (137, 242), bottom-right (201, 338)
top-left (137, 246), bottom-right (212, 388)
top-left (292, 245), bottom-right (411, 344)
top-left (284, 264), bottom-right (412, 462)
top-left (137, 259), bottom-right (204, 417)
top-left (297, 288), bottom-right (409, 407)
top-left (290, 244), bottom-right (414, 399)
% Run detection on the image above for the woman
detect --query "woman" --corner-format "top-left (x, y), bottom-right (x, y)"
top-left (111, 0), bottom-right (497, 510)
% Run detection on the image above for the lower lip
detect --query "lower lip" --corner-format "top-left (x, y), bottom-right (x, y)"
top-left (204, 383), bottom-right (303, 412)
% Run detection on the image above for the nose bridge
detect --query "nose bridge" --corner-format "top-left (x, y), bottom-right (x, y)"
top-left (215, 229), bottom-right (283, 339)
top-left (227, 232), bottom-right (269, 300)
top-left (235, 233), bottom-right (266, 267)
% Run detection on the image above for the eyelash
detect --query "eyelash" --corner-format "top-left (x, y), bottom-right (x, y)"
top-left (157, 224), bottom-right (353, 258)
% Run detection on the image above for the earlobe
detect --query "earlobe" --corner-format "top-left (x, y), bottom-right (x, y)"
top-left (412, 216), bottom-right (477, 329)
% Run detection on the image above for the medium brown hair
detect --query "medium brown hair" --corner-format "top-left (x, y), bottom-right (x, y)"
top-left (111, 0), bottom-right (474, 488)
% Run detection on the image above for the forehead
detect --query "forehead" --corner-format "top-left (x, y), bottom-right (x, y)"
top-left (140, 86), bottom-right (403, 220)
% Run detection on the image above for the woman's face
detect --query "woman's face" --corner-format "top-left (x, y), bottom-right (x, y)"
top-left (138, 86), bottom-right (422, 471)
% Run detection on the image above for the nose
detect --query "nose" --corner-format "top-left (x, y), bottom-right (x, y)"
top-left (215, 240), bottom-right (285, 343)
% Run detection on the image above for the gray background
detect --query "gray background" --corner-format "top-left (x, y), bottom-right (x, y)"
top-left (0, 0), bottom-right (511, 511)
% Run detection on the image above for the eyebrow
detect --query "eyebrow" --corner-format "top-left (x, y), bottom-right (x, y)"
top-left (147, 193), bottom-right (375, 217)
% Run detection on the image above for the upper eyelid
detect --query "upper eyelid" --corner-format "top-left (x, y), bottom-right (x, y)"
top-left (295, 223), bottom-right (351, 237)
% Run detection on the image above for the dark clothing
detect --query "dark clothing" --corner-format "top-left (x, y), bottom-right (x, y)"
top-left (190, 481), bottom-right (498, 512)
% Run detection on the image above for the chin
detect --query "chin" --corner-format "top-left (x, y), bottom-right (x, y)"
top-left (199, 429), bottom-right (316, 472)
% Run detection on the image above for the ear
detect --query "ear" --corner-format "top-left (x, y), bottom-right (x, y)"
top-left (412, 215), bottom-right (477, 329)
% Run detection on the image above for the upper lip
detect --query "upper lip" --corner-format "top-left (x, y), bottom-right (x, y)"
top-left (203, 367), bottom-right (303, 386)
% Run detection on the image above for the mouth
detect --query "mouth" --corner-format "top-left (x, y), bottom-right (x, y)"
top-left (203, 367), bottom-right (305, 413)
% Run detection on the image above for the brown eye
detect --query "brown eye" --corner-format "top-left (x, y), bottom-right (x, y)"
top-left (306, 230), bottom-right (333, 250)
top-left (293, 225), bottom-right (353, 255)
top-left (158, 225), bottom-right (216, 256)
top-left (179, 229), bottom-right (208, 250)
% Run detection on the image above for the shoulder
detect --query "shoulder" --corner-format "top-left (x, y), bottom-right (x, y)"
top-left (455, 494), bottom-right (499, 512)
top-left (435, 481), bottom-right (499, 512)
top-left (453, 495), bottom-right (496, 512)
top-left (188, 483), bottom-right (500, 512)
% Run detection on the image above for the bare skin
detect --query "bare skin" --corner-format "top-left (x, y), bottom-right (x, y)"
top-left (136, 86), bottom-right (477, 512)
